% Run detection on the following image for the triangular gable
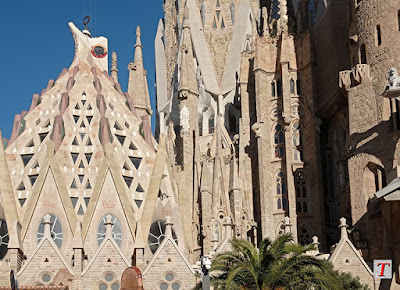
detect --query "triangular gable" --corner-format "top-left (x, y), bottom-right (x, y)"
top-left (328, 239), bottom-right (373, 276)
top-left (212, 236), bottom-right (232, 258)
top-left (18, 236), bottom-right (74, 278)
top-left (21, 142), bottom-right (76, 239)
top-left (82, 237), bottom-right (130, 276)
top-left (143, 237), bottom-right (195, 276)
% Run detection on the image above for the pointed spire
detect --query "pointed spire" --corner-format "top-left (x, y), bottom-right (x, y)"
top-left (339, 217), bottom-right (349, 241)
top-left (111, 52), bottom-right (118, 83)
top-left (127, 26), bottom-right (152, 118)
top-left (178, 7), bottom-right (198, 99)
top-left (279, 0), bottom-right (288, 34)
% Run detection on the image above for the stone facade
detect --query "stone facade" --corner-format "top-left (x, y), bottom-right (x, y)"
top-left (2, 0), bottom-right (400, 289)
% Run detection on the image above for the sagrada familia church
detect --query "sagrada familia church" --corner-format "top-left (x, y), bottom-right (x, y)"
top-left (1, 0), bottom-right (400, 288)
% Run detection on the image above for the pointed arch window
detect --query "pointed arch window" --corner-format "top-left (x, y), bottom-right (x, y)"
top-left (276, 171), bottom-right (288, 211)
top-left (290, 79), bottom-right (295, 94)
top-left (295, 169), bottom-right (309, 214)
top-left (292, 121), bottom-right (302, 161)
top-left (274, 124), bottom-right (285, 159)
top-left (37, 214), bottom-right (63, 248)
top-left (298, 225), bottom-right (312, 245)
top-left (212, 0), bottom-right (226, 30)
top-left (97, 215), bottom-right (122, 247)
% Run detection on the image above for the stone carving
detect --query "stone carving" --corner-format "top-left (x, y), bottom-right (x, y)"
top-left (112, 52), bottom-right (117, 69)
top-left (352, 64), bottom-right (370, 82)
top-left (262, 7), bottom-right (269, 35)
top-left (180, 105), bottom-right (190, 131)
top-left (251, 122), bottom-right (262, 138)
top-left (388, 68), bottom-right (400, 90)
top-left (339, 70), bottom-right (352, 89)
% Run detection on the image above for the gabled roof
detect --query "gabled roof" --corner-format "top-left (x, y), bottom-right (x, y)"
top-left (81, 236), bottom-right (130, 276)
top-left (18, 234), bottom-right (74, 276)
top-left (142, 230), bottom-right (195, 276)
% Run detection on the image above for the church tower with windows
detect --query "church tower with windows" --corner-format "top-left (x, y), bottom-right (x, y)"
top-left (155, 0), bottom-right (325, 258)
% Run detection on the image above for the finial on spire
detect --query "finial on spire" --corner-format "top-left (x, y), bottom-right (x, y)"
top-left (339, 217), bottom-right (349, 241)
top-left (136, 26), bottom-right (141, 38)
top-left (83, 16), bottom-right (91, 37)
top-left (135, 26), bottom-right (142, 48)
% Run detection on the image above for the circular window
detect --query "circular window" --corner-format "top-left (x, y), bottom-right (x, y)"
top-left (105, 274), bottom-right (114, 282)
top-left (99, 284), bottom-right (107, 290)
top-left (166, 273), bottom-right (174, 281)
top-left (160, 283), bottom-right (168, 290)
top-left (97, 215), bottom-right (122, 246)
top-left (172, 283), bottom-right (181, 290)
top-left (148, 220), bottom-right (178, 254)
top-left (0, 220), bottom-right (9, 260)
top-left (111, 283), bottom-right (120, 290)
top-left (37, 214), bottom-right (63, 248)
top-left (91, 45), bottom-right (107, 58)
top-left (42, 274), bottom-right (51, 283)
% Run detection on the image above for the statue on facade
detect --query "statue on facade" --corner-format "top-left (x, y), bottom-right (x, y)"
top-left (180, 105), bottom-right (190, 132)
top-left (388, 68), bottom-right (400, 90)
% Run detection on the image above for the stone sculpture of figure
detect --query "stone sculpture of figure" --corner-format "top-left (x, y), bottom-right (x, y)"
top-left (180, 105), bottom-right (190, 132)
top-left (388, 68), bottom-right (400, 90)
top-left (168, 121), bottom-right (176, 146)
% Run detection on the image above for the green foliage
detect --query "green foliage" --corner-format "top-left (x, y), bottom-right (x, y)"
top-left (193, 234), bottom-right (369, 290)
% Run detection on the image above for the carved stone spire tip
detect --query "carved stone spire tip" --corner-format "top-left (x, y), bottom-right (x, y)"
top-left (136, 26), bottom-right (141, 38)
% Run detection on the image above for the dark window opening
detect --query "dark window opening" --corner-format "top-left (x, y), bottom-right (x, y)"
top-left (360, 44), bottom-right (367, 64)
top-left (290, 79), bottom-right (295, 94)
top-left (209, 117), bottom-right (215, 134)
top-left (376, 25), bottom-right (382, 46)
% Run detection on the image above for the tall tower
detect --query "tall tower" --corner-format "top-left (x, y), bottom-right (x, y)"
top-left (155, 0), bottom-right (258, 259)
top-left (337, 0), bottom-right (400, 262)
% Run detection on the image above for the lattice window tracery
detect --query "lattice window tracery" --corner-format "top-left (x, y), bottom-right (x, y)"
top-left (212, 0), bottom-right (226, 30)
top-left (275, 171), bottom-right (288, 211)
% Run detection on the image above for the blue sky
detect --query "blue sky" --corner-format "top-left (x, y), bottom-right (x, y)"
top-left (0, 1), bottom-right (164, 139)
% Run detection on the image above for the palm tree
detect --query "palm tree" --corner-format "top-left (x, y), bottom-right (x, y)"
top-left (196, 233), bottom-right (364, 290)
